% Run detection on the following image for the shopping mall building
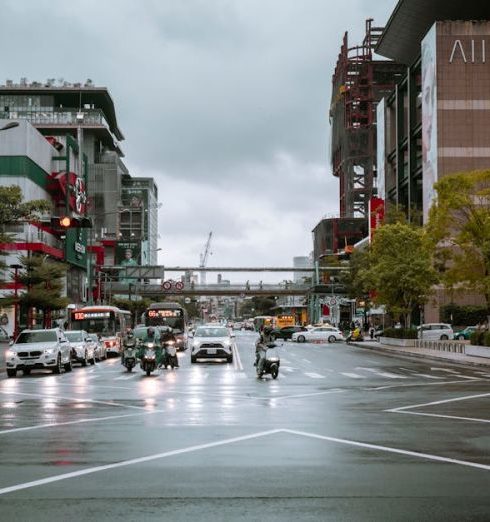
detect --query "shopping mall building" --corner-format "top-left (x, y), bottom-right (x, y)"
top-left (374, 0), bottom-right (490, 320)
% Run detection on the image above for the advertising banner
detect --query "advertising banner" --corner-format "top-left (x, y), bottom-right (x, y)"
top-left (115, 241), bottom-right (141, 282)
top-left (421, 23), bottom-right (438, 223)
top-left (376, 98), bottom-right (386, 200)
top-left (368, 197), bottom-right (385, 243)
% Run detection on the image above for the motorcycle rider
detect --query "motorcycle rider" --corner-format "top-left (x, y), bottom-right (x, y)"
top-left (159, 326), bottom-right (179, 368)
top-left (121, 329), bottom-right (137, 364)
top-left (255, 325), bottom-right (274, 368)
top-left (137, 327), bottom-right (162, 365)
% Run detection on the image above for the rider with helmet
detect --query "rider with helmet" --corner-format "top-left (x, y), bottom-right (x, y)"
top-left (136, 327), bottom-right (162, 365)
top-left (122, 328), bottom-right (137, 364)
top-left (255, 325), bottom-right (274, 367)
top-left (159, 326), bottom-right (179, 368)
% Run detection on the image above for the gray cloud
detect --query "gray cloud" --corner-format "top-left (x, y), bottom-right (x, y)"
top-left (1, 0), bottom-right (396, 279)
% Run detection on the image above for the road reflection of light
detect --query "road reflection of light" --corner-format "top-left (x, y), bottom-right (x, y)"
top-left (220, 370), bottom-right (235, 385)
top-left (188, 367), bottom-right (206, 385)
top-left (43, 398), bottom-right (58, 410)
top-left (41, 376), bottom-right (59, 391)
top-left (2, 402), bottom-right (17, 409)
top-left (139, 377), bottom-right (162, 399)
top-left (268, 399), bottom-right (278, 408)
top-left (3, 379), bottom-right (19, 391)
top-left (73, 402), bottom-right (89, 409)
top-left (166, 398), bottom-right (176, 410)
top-left (187, 397), bottom-right (203, 410)
top-left (222, 397), bottom-right (234, 408)
top-left (144, 397), bottom-right (157, 410)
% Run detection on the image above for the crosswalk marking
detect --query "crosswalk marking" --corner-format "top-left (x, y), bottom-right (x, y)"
top-left (304, 372), bottom-right (326, 379)
top-left (114, 374), bottom-right (137, 381)
top-left (356, 367), bottom-right (407, 379)
top-left (341, 372), bottom-right (366, 379)
top-left (430, 368), bottom-right (461, 374)
top-left (407, 373), bottom-right (443, 380)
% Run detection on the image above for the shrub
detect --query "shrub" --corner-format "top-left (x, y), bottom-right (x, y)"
top-left (470, 330), bottom-right (487, 346)
top-left (441, 304), bottom-right (488, 327)
top-left (484, 331), bottom-right (490, 347)
top-left (383, 328), bottom-right (418, 339)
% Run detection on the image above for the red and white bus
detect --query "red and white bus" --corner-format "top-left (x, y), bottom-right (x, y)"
top-left (70, 305), bottom-right (130, 356)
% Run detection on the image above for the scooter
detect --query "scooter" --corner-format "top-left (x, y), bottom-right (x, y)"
top-left (123, 344), bottom-right (137, 372)
top-left (346, 330), bottom-right (364, 343)
top-left (256, 343), bottom-right (280, 379)
top-left (139, 341), bottom-right (157, 376)
top-left (161, 340), bottom-right (178, 369)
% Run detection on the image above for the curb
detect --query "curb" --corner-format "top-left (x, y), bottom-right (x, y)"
top-left (351, 342), bottom-right (490, 369)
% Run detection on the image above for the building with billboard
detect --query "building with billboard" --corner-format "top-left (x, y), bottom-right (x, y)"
top-left (375, 0), bottom-right (490, 318)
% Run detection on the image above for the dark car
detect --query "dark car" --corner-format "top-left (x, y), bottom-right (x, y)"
top-left (271, 326), bottom-right (307, 340)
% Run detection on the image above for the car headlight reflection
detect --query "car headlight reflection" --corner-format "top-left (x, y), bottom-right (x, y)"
top-left (44, 348), bottom-right (57, 355)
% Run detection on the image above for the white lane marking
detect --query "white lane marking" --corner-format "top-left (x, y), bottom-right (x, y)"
top-left (304, 372), bottom-right (325, 379)
top-left (276, 389), bottom-right (345, 400)
top-left (407, 373), bottom-right (443, 380)
top-left (114, 374), bottom-right (137, 381)
top-left (234, 345), bottom-right (244, 372)
top-left (0, 390), bottom-right (148, 411)
top-left (387, 392), bottom-right (490, 413)
top-left (449, 375), bottom-right (480, 380)
top-left (282, 429), bottom-right (490, 472)
top-left (430, 368), bottom-right (461, 374)
top-left (356, 367), bottom-right (407, 379)
top-left (393, 410), bottom-right (490, 424)
top-left (0, 409), bottom-right (165, 436)
top-left (0, 429), bottom-right (283, 496)
top-left (367, 378), bottom-right (484, 391)
top-left (341, 372), bottom-right (366, 379)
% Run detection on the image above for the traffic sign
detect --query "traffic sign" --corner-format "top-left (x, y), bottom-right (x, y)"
top-left (162, 280), bottom-right (172, 291)
top-left (175, 281), bottom-right (184, 291)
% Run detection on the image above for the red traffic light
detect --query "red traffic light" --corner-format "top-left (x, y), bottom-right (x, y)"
top-left (50, 216), bottom-right (92, 229)
top-left (59, 216), bottom-right (72, 227)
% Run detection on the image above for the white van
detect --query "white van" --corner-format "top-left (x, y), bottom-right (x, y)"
top-left (418, 323), bottom-right (454, 341)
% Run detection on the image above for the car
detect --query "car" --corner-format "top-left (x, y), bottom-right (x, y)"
top-left (66, 330), bottom-right (96, 366)
top-left (190, 325), bottom-right (234, 363)
top-left (87, 333), bottom-right (107, 361)
top-left (291, 326), bottom-right (345, 343)
top-left (417, 323), bottom-right (454, 341)
top-left (271, 326), bottom-right (307, 340)
top-left (453, 326), bottom-right (478, 341)
top-left (5, 328), bottom-right (72, 377)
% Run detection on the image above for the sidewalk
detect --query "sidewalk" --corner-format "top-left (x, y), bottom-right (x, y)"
top-left (353, 340), bottom-right (490, 368)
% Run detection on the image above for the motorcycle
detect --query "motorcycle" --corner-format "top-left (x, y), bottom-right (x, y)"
top-left (161, 340), bottom-right (178, 369)
top-left (139, 341), bottom-right (157, 376)
top-left (123, 344), bottom-right (137, 372)
top-left (256, 343), bottom-right (280, 379)
top-left (346, 330), bottom-right (364, 343)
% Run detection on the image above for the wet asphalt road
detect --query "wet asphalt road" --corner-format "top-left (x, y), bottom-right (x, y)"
top-left (0, 331), bottom-right (489, 521)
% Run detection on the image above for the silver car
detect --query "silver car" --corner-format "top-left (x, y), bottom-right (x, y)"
top-left (66, 330), bottom-right (96, 366)
top-left (87, 333), bottom-right (107, 361)
top-left (5, 328), bottom-right (72, 377)
top-left (190, 325), bottom-right (234, 363)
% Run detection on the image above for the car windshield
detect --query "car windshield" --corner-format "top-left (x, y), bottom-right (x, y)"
top-left (16, 331), bottom-right (57, 343)
top-left (88, 334), bottom-right (98, 341)
top-left (65, 332), bottom-right (85, 342)
top-left (195, 327), bottom-right (230, 338)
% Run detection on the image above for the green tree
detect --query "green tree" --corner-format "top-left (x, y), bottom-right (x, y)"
top-left (0, 185), bottom-right (51, 272)
top-left (358, 222), bottom-right (439, 327)
top-left (240, 296), bottom-right (276, 317)
top-left (426, 170), bottom-right (490, 314)
top-left (11, 255), bottom-right (69, 328)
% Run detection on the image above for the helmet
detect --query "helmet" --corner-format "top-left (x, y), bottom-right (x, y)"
top-left (263, 326), bottom-right (273, 334)
top-left (147, 327), bottom-right (155, 337)
top-left (159, 326), bottom-right (173, 334)
top-left (127, 331), bottom-right (134, 339)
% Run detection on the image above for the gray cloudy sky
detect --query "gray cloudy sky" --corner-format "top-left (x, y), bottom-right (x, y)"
top-left (2, 0), bottom-right (396, 281)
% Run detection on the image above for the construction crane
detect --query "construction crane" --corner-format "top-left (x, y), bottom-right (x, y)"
top-left (199, 231), bottom-right (213, 285)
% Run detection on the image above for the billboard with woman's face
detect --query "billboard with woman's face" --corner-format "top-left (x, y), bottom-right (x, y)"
top-left (421, 23), bottom-right (438, 223)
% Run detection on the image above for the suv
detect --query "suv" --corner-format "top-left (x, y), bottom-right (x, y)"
top-left (190, 325), bottom-right (234, 363)
top-left (5, 328), bottom-right (72, 377)
top-left (418, 323), bottom-right (454, 340)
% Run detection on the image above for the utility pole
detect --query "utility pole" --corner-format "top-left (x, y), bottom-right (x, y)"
top-left (199, 232), bottom-right (213, 285)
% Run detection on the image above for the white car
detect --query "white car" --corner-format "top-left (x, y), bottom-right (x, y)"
top-left (418, 323), bottom-right (454, 340)
top-left (66, 330), bottom-right (96, 366)
top-left (190, 325), bottom-right (234, 363)
top-left (87, 333), bottom-right (107, 361)
top-left (291, 326), bottom-right (345, 343)
top-left (5, 328), bottom-right (72, 377)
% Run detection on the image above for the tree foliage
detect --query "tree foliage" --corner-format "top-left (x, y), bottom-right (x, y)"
top-left (426, 170), bottom-right (490, 311)
top-left (357, 223), bottom-right (439, 327)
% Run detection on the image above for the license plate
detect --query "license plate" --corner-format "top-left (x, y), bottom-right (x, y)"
top-left (207, 349), bottom-right (216, 355)
top-left (25, 360), bottom-right (35, 365)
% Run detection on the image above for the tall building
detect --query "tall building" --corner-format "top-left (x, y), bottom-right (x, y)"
top-left (0, 79), bottom-right (158, 308)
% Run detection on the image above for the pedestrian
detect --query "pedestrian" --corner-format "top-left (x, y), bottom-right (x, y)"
top-left (369, 327), bottom-right (375, 340)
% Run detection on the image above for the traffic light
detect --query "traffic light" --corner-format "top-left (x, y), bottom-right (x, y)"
top-left (50, 216), bottom-right (92, 229)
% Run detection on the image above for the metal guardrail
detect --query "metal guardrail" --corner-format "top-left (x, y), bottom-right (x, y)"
top-left (415, 340), bottom-right (466, 354)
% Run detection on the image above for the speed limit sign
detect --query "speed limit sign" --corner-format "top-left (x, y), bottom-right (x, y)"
top-left (329, 297), bottom-right (337, 306)
top-left (162, 280), bottom-right (172, 291)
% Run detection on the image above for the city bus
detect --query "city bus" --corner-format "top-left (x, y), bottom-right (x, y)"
top-left (70, 305), bottom-right (130, 356)
top-left (142, 302), bottom-right (188, 350)
top-left (120, 309), bottom-right (133, 329)
top-left (252, 315), bottom-right (274, 332)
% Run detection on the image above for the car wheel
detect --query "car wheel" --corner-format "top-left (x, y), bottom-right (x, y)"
top-left (328, 335), bottom-right (336, 343)
top-left (7, 369), bottom-right (17, 378)
top-left (64, 360), bottom-right (72, 372)
top-left (23, 368), bottom-right (31, 376)
top-left (297, 335), bottom-right (306, 343)
top-left (227, 355), bottom-right (233, 364)
top-left (53, 354), bottom-right (62, 374)
top-left (90, 355), bottom-right (96, 365)
top-left (457, 335), bottom-right (465, 341)
top-left (271, 364), bottom-right (279, 379)
top-left (440, 335), bottom-right (449, 340)
top-left (191, 355), bottom-right (197, 363)
top-left (81, 352), bottom-right (88, 367)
